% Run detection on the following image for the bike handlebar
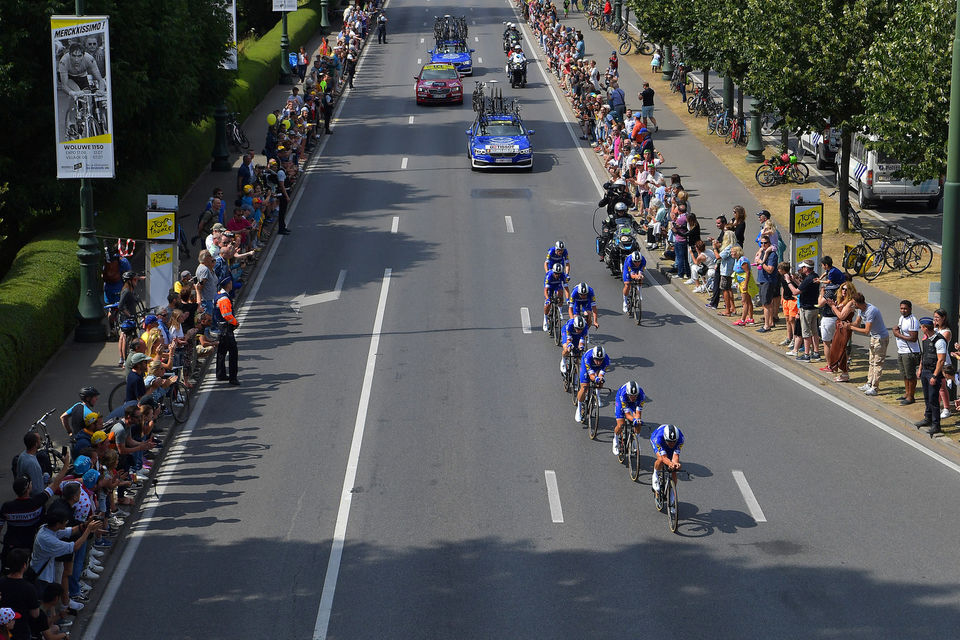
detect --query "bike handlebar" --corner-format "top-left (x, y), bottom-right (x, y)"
top-left (32, 409), bottom-right (57, 427)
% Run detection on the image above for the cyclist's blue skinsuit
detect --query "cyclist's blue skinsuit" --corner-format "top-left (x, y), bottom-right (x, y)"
top-left (580, 348), bottom-right (610, 384)
top-left (545, 247), bottom-right (569, 272)
top-left (615, 384), bottom-right (645, 420)
top-left (544, 271), bottom-right (569, 300)
top-left (569, 285), bottom-right (597, 318)
top-left (561, 318), bottom-right (589, 350)
top-left (622, 253), bottom-right (646, 283)
top-left (650, 424), bottom-right (685, 458)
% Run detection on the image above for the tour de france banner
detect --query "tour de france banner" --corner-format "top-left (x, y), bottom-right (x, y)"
top-left (50, 15), bottom-right (115, 179)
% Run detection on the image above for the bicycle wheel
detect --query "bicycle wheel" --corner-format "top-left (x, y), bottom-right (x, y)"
top-left (755, 166), bottom-right (777, 187)
top-left (617, 29), bottom-right (629, 42)
top-left (905, 241), bottom-right (933, 274)
top-left (41, 448), bottom-right (65, 477)
top-left (862, 250), bottom-right (884, 281)
top-left (667, 476), bottom-right (679, 532)
top-left (654, 476), bottom-right (665, 512)
top-left (588, 16), bottom-right (600, 30)
top-left (587, 391), bottom-right (600, 440)
top-left (884, 238), bottom-right (910, 270)
top-left (843, 244), bottom-right (867, 276)
top-left (789, 163), bottom-right (810, 183)
top-left (237, 125), bottom-right (251, 150)
top-left (618, 40), bottom-right (632, 55)
top-left (562, 357), bottom-right (572, 393)
top-left (639, 41), bottom-right (655, 55)
top-left (716, 118), bottom-right (731, 137)
top-left (108, 381), bottom-right (126, 412)
top-left (85, 115), bottom-right (104, 137)
top-left (725, 126), bottom-right (737, 145)
top-left (169, 381), bottom-right (191, 424)
top-left (686, 96), bottom-right (697, 114)
top-left (616, 432), bottom-right (626, 464)
top-left (632, 287), bottom-right (642, 325)
top-left (552, 310), bottom-right (562, 346)
top-left (628, 432), bottom-right (641, 481)
top-left (570, 362), bottom-right (581, 404)
top-left (706, 114), bottom-right (718, 134)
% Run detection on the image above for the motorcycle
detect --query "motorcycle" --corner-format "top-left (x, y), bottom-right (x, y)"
top-left (603, 221), bottom-right (638, 276)
top-left (509, 59), bottom-right (527, 88)
top-left (503, 29), bottom-right (521, 53)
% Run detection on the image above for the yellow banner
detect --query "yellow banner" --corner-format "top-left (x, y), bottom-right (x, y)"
top-left (795, 238), bottom-right (819, 263)
top-left (147, 213), bottom-right (175, 239)
top-left (792, 204), bottom-right (824, 235)
top-left (150, 248), bottom-right (173, 268)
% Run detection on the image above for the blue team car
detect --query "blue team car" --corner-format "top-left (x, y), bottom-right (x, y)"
top-left (429, 40), bottom-right (475, 76)
top-left (466, 84), bottom-right (534, 170)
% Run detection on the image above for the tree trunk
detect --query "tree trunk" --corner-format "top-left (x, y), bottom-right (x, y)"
top-left (838, 129), bottom-right (851, 232)
top-left (737, 87), bottom-right (744, 118)
top-left (703, 69), bottom-right (709, 95)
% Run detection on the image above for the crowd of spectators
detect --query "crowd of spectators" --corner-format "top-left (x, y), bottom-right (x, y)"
top-left (0, 5), bottom-right (383, 637)
top-left (519, 0), bottom-right (960, 428)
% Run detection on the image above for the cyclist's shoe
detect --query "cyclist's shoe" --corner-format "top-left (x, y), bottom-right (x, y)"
top-left (611, 437), bottom-right (619, 455)
top-left (622, 298), bottom-right (628, 313)
top-left (651, 472), bottom-right (659, 488)
top-left (543, 317), bottom-right (549, 332)
top-left (560, 358), bottom-right (567, 374)
top-left (574, 403), bottom-right (583, 423)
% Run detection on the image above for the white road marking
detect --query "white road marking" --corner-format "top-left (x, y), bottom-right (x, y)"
top-left (417, 58), bottom-right (422, 65)
top-left (420, 37), bottom-right (424, 43)
top-left (478, 57), bottom-right (482, 64)
top-left (545, 470), bottom-right (564, 523)
top-left (510, 2), bottom-right (960, 477)
top-left (290, 269), bottom-right (347, 310)
top-left (408, 115), bottom-right (414, 124)
top-left (475, 36), bottom-right (479, 42)
top-left (732, 471), bottom-right (767, 523)
top-left (391, 216), bottom-right (399, 233)
top-left (401, 157), bottom-right (408, 169)
top-left (504, 215), bottom-right (514, 233)
top-left (520, 307), bottom-right (531, 334)
top-left (472, 19), bottom-right (476, 25)
top-left (314, 269), bottom-right (393, 640)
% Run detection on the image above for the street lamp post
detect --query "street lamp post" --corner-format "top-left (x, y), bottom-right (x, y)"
top-left (74, 0), bottom-right (104, 342)
top-left (745, 96), bottom-right (764, 163)
top-left (613, 0), bottom-right (623, 31)
top-left (661, 44), bottom-right (673, 81)
top-left (320, 0), bottom-right (330, 32)
top-left (940, 1), bottom-right (960, 334)
top-left (211, 103), bottom-right (231, 171)
top-left (280, 11), bottom-right (293, 84)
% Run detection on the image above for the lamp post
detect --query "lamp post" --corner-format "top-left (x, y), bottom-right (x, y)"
top-left (280, 11), bottom-right (292, 84)
top-left (745, 97), bottom-right (765, 163)
top-left (74, 0), bottom-right (104, 342)
top-left (661, 44), bottom-right (673, 81)
top-left (613, 0), bottom-right (623, 31)
top-left (211, 103), bottom-right (231, 171)
top-left (320, 0), bottom-right (330, 32)
top-left (939, 1), bottom-right (960, 334)
top-left (722, 75), bottom-right (733, 117)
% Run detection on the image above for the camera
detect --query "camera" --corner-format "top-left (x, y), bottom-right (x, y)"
top-left (190, 275), bottom-right (199, 284)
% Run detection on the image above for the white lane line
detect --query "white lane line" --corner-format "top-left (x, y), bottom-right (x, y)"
top-left (520, 307), bottom-right (531, 334)
top-left (732, 471), bottom-right (767, 523)
top-left (401, 157), bottom-right (408, 169)
top-left (417, 58), bottom-right (422, 65)
top-left (391, 216), bottom-right (399, 233)
top-left (314, 269), bottom-right (393, 640)
top-left (408, 115), bottom-right (414, 124)
top-left (478, 56), bottom-right (482, 64)
top-left (420, 37), bottom-right (424, 43)
top-left (472, 19), bottom-right (476, 25)
top-left (545, 470), bottom-right (564, 523)
top-left (475, 36), bottom-right (479, 42)
top-left (504, 215), bottom-right (514, 233)
top-left (509, 2), bottom-right (960, 477)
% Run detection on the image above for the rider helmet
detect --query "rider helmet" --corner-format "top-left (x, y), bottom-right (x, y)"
top-left (663, 424), bottom-right (679, 443)
top-left (572, 316), bottom-right (586, 332)
top-left (631, 250), bottom-right (642, 263)
top-left (555, 240), bottom-right (565, 251)
top-left (614, 202), bottom-right (628, 214)
top-left (613, 178), bottom-right (626, 187)
top-left (551, 263), bottom-right (564, 275)
top-left (592, 345), bottom-right (605, 361)
top-left (576, 282), bottom-right (589, 297)
top-left (625, 381), bottom-right (639, 398)
top-left (514, 45), bottom-right (522, 51)
top-left (79, 386), bottom-right (100, 400)
top-left (121, 270), bottom-right (138, 282)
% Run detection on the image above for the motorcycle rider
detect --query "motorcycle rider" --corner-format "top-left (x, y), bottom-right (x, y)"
top-left (506, 44), bottom-right (527, 85)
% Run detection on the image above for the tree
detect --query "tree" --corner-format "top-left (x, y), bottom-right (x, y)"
top-left (744, 0), bottom-right (897, 230)
top-left (860, 0), bottom-right (954, 183)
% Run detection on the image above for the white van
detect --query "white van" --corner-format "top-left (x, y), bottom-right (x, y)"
top-left (799, 125), bottom-right (841, 170)
top-left (844, 133), bottom-right (942, 210)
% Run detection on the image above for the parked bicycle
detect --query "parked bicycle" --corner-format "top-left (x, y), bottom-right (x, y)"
top-left (755, 154), bottom-right (809, 186)
top-left (726, 115), bottom-right (747, 147)
top-left (842, 205), bottom-right (933, 280)
top-left (226, 112), bottom-right (250, 151)
top-left (618, 31), bottom-right (654, 55)
top-left (25, 410), bottom-right (66, 478)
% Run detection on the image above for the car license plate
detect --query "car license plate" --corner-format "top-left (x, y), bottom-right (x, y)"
top-left (493, 146), bottom-right (514, 153)
top-left (495, 158), bottom-right (512, 163)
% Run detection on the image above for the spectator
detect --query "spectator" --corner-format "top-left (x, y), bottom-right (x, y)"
top-left (29, 506), bottom-right (100, 612)
top-left (716, 225), bottom-right (736, 317)
top-left (638, 81), bottom-right (658, 132)
top-left (58, 387), bottom-right (99, 438)
top-left (205, 224), bottom-right (225, 258)
top-left (933, 308), bottom-right (954, 418)
top-left (778, 262), bottom-right (802, 354)
top-left (39, 584), bottom-right (70, 639)
top-left (787, 260), bottom-right (821, 362)
top-left (124, 353), bottom-right (154, 404)
top-left (236, 152), bottom-right (254, 194)
top-left (297, 46), bottom-right (308, 83)
top-left (731, 205), bottom-right (746, 247)
top-left (0, 549), bottom-right (39, 640)
top-left (345, 51), bottom-right (357, 89)
top-left (172, 270), bottom-right (193, 297)
top-left (849, 293), bottom-right (889, 396)
top-left (705, 215), bottom-right (727, 309)
top-left (0, 453), bottom-right (71, 571)
top-left (731, 246), bottom-right (756, 326)
top-left (754, 234), bottom-right (779, 332)
top-left (916, 317), bottom-right (947, 435)
top-left (816, 265), bottom-right (842, 361)
top-left (266, 159), bottom-right (291, 235)
top-left (321, 86), bottom-right (335, 135)
top-left (892, 300), bottom-right (920, 405)
top-left (195, 250), bottom-right (218, 317)
top-left (670, 202), bottom-right (690, 281)
top-left (15, 434), bottom-right (46, 499)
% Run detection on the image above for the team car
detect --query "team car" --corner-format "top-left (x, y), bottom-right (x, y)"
top-left (414, 63), bottom-right (463, 105)
top-left (466, 82), bottom-right (534, 170)
top-left (429, 40), bottom-right (475, 76)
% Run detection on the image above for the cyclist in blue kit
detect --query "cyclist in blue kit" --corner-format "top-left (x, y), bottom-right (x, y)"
top-left (612, 380), bottom-right (645, 455)
top-left (575, 345), bottom-right (610, 422)
top-left (544, 240), bottom-right (570, 275)
top-left (560, 315), bottom-right (589, 374)
top-left (543, 263), bottom-right (570, 332)
top-left (650, 423), bottom-right (684, 491)
top-left (622, 250), bottom-right (645, 313)
top-left (569, 282), bottom-right (599, 328)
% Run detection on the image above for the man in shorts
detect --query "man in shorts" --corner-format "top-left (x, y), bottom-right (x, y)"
top-left (787, 260), bottom-right (821, 362)
top-left (638, 82), bottom-right (658, 132)
top-left (892, 299), bottom-right (920, 405)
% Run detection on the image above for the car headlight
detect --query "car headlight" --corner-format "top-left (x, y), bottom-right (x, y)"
top-left (519, 148), bottom-right (531, 155)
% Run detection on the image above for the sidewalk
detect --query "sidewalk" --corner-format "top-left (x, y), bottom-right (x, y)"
top-left (531, 10), bottom-right (960, 451)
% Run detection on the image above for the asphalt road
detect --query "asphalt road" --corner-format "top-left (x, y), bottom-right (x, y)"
top-left (87, 1), bottom-right (960, 638)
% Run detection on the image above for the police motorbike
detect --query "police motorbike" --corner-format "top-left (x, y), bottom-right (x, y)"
top-left (594, 185), bottom-right (641, 276)
top-left (509, 58), bottom-right (527, 88)
top-left (502, 23), bottom-right (522, 53)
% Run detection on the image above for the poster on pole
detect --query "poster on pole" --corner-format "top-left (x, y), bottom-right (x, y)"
top-left (50, 15), bottom-right (115, 179)
top-left (222, 0), bottom-right (238, 70)
top-left (273, 0), bottom-right (298, 11)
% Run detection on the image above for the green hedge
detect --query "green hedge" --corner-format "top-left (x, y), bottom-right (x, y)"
top-left (0, 1), bottom-right (327, 419)
top-left (0, 232), bottom-right (80, 415)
